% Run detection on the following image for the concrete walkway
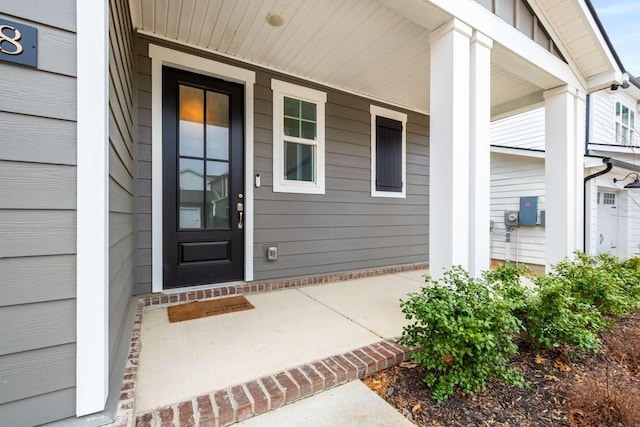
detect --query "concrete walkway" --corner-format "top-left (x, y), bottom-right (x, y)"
top-left (235, 381), bottom-right (414, 427)
top-left (132, 269), bottom-right (427, 425)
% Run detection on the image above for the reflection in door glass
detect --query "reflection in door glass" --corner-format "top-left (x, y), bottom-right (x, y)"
top-left (206, 91), bottom-right (230, 160)
top-left (206, 161), bottom-right (230, 228)
top-left (177, 85), bottom-right (234, 230)
top-left (179, 86), bottom-right (205, 157)
top-left (179, 158), bottom-right (204, 228)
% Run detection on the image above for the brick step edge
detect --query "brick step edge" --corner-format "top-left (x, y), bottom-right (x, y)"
top-left (132, 339), bottom-right (411, 427)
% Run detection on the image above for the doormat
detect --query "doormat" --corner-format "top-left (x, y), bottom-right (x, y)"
top-left (167, 295), bottom-right (255, 323)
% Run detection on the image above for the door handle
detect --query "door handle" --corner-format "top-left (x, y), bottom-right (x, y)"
top-left (237, 202), bottom-right (244, 230)
top-left (599, 234), bottom-right (604, 244)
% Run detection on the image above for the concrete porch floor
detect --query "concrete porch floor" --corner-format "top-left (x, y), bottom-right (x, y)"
top-left (132, 269), bottom-right (427, 421)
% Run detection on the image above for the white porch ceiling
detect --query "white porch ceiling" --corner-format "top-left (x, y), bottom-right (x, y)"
top-left (129, 0), bottom-right (547, 114)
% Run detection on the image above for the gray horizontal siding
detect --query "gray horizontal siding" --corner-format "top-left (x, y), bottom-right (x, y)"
top-left (0, 300), bottom-right (75, 355)
top-left (108, 0), bottom-right (136, 387)
top-left (0, 12), bottom-right (77, 77)
top-left (0, 255), bottom-right (75, 307)
top-left (134, 37), bottom-right (428, 291)
top-left (0, 0), bottom-right (76, 32)
top-left (0, 63), bottom-right (76, 121)
top-left (133, 38), bottom-right (152, 294)
top-left (0, 4), bottom-right (78, 423)
top-left (252, 70), bottom-right (429, 280)
top-left (0, 161), bottom-right (76, 209)
top-left (0, 344), bottom-right (76, 405)
top-left (0, 210), bottom-right (76, 258)
top-left (0, 113), bottom-right (76, 165)
top-left (0, 388), bottom-right (75, 427)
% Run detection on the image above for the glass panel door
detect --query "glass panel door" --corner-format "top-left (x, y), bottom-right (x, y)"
top-left (178, 84), bottom-right (230, 229)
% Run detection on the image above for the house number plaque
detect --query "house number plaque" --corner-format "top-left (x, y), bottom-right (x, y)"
top-left (0, 18), bottom-right (37, 68)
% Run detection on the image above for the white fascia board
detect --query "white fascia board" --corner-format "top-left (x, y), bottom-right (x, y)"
top-left (383, 0), bottom-right (583, 89)
top-left (76, 0), bottom-right (109, 416)
top-left (490, 145), bottom-right (546, 159)
top-left (588, 144), bottom-right (640, 155)
top-left (571, 0), bottom-right (624, 77)
top-left (431, 0), bottom-right (583, 88)
top-left (587, 70), bottom-right (626, 92)
top-left (584, 156), bottom-right (607, 168)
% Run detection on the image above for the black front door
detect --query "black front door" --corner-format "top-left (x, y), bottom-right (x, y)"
top-left (162, 67), bottom-right (244, 288)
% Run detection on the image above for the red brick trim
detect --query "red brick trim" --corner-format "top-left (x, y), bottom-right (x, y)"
top-left (140, 262), bottom-right (428, 308)
top-left (132, 339), bottom-right (410, 426)
top-left (108, 262), bottom-right (424, 426)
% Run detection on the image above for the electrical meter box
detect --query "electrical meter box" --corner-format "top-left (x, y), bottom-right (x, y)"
top-left (519, 196), bottom-right (538, 226)
top-left (504, 211), bottom-right (519, 226)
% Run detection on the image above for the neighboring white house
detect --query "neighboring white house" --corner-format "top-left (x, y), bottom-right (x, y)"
top-left (490, 75), bottom-right (640, 270)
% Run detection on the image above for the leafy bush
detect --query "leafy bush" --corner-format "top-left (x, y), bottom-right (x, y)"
top-left (398, 266), bottom-right (525, 402)
top-left (549, 252), bottom-right (639, 316)
top-left (399, 256), bottom-right (640, 401)
top-left (523, 273), bottom-right (607, 352)
top-left (484, 262), bottom-right (533, 316)
top-left (521, 253), bottom-right (640, 353)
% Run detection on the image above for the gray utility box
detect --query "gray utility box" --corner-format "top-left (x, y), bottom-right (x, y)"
top-left (504, 211), bottom-right (519, 226)
top-left (519, 196), bottom-right (538, 226)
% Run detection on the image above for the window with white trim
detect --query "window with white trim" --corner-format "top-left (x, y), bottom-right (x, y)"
top-left (271, 79), bottom-right (326, 194)
top-left (370, 105), bottom-right (407, 198)
top-left (615, 101), bottom-right (635, 145)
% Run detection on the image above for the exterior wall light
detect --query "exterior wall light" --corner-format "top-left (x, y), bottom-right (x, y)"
top-left (614, 172), bottom-right (640, 188)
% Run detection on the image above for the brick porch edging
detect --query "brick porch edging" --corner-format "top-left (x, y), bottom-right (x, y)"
top-left (134, 339), bottom-right (411, 427)
top-left (108, 262), bottom-right (426, 426)
top-left (141, 262), bottom-right (428, 308)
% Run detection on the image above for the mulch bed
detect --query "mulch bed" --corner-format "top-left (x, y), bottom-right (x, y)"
top-left (365, 312), bottom-right (640, 426)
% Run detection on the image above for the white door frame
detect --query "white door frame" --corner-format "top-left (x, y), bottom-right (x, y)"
top-left (149, 44), bottom-right (256, 292)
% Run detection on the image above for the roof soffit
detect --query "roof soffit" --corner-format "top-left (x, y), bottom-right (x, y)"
top-left (531, 0), bottom-right (623, 86)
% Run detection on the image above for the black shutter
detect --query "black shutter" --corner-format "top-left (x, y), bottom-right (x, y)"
top-left (376, 116), bottom-right (403, 192)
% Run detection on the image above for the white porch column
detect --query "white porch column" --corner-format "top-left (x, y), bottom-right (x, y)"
top-left (468, 31), bottom-right (493, 277)
top-left (76, 0), bottom-right (109, 416)
top-left (544, 86), bottom-right (584, 269)
top-left (429, 19), bottom-right (473, 278)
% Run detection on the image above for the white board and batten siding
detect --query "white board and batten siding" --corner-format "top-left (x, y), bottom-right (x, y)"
top-left (490, 153), bottom-right (546, 266)
top-left (0, 1), bottom-right (79, 426)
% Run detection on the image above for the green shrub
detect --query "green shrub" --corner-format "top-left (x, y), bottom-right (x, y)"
top-left (521, 252), bottom-right (640, 353)
top-left (523, 273), bottom-right (607, 352)
top-left (484, 262), bottom-right (533, 316)
top-left (549, 252), bottom-right (639, 316)
top-left (399, 266), bottom-right (525, 402)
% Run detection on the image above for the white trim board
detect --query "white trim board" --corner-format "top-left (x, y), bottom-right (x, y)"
top-left (76, 0), bottom-right (109, 416)
top-left (271, 79), bottom-right (327, 194)
top-left (490, 145), bottom-right (546, 159)
top-left (148, 44), bottom-right (256, 293)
